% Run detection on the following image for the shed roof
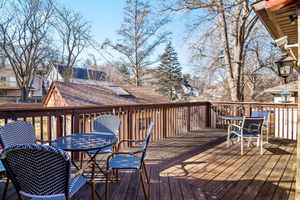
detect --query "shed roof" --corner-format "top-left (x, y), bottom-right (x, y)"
top-left (44, 81), bottom-right (170, 107)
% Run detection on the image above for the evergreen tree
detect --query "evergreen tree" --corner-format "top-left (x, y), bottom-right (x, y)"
top-left (156, 42), bottom-right (183, 100)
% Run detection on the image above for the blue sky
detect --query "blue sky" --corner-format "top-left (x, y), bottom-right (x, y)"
top-left (59, 0), bottom-right (193, 74)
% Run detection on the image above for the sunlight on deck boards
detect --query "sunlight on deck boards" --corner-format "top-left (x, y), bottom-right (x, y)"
top-left (0, 128), bottom-right (296, 200)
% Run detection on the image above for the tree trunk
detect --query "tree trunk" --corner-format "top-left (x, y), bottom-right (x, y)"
top-left (21, 87), bottom-right (28, 102)
top-left (216, 0), bottom-right (238, 101)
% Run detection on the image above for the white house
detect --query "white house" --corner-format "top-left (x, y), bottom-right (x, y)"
top-left (0, 67), bottom-right (43, 102)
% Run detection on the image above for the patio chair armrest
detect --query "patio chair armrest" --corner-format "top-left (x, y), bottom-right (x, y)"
top-left (116, 139), bottom-right (144, 150)
top-left (228, 123), bottom-right (242, 131)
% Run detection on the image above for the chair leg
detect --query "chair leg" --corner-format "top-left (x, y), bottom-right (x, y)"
top-left (227, 130), bottom-right (230, 147)
top-left (115, 169), bottom-right (119, 181)
top-left (105, 170), bottom-right (110, 200)
top-left (91, 163), bottom-right (96, 200)
top-left (260, 136), bottom-right (263, 155)
top-left (2, 176), bottom-right (9, 200)
top-left (247, 137), bottom-right (251, 147)
top-left (241, 136), bottom-right (243, 155)
top-left (17, 193), bottom-right (24, 200)
top-left (80, 152), bottom-right (84, 169)
top-left (142, 161), bottom-right (149, 183)
top-left (257, 138), bottom-right (259, 147)
top-left (140, 170), bottom-right (148, 200)
top-left (266, 128), bottom-right (269, 143)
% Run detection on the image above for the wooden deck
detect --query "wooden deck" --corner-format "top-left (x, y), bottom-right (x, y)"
top-left (0, 128), bottom-right (296, 200)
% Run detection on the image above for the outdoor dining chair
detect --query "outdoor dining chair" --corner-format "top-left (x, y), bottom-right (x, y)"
top-left (0, 121), bottom-right (51, 147)
top-left (0, 120), bottom-right (51, 199)
top-left (227, 117), bottom-right (265, 155)
top-left (105, 122), bottom-right (154, 200)
top-left (1, 144), bottom-right (96, 200)
top-left (251, 111), bottom-right (270, 142)
top-left (80, 115), bottom-right (121, 168)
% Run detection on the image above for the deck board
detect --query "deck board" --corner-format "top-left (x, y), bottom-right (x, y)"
top-left (0, 128), bottom-right (296, 200)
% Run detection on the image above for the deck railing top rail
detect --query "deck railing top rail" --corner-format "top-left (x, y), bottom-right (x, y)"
top-left (0, 101), bottom-right (210, 112)
top-left (211, 101), bottom-right (297, 107)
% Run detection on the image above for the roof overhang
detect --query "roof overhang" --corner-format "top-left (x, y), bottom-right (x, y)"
top-left (253, 0), bottom-right (299, 58)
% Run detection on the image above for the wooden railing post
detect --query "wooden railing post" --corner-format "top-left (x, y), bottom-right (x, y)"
top-left (47, 116), bottom-right (52, 141)
top-left (73, 113), bottom-right (80, 134)
top-left (187, 105), bottom-right (191, 132)
top-left (162, 108), bottom-right (167, 138)
top-left (56, 114), bottom-right (63, 138)
top-left (206, 102), bottom-right (211, 128)
top-left (245, 104), bottom-right (251, 116)
top-left (73, 113), bottom-right (80, 161)
top-left (127, 107), bottom-right (133, 148)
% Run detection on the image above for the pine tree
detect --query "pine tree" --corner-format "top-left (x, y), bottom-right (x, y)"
top-left (156, 42), bottom-right (183, 100)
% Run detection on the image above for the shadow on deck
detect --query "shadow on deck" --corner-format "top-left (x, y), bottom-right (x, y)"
top-left (0, 128), bottom-right (296, 200)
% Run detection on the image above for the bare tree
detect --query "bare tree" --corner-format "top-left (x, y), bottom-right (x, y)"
top-left (162, 0), bottom-right (260, 101)
top-left (0, 0), bottom-right (55, 101)
top-left (104, 0), bottom-right (170, 86)
top-left (55, 8), bottom-right (91, 82)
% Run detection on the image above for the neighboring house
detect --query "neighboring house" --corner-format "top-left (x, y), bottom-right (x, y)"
top-left (44, 81), bottom-right (170, 107)
top-left (263, 81), bottom-right (298, 103)
top-left (45, 64), bottom-right (107, 90)
top-left (181, 81), bottom-right (200, 98)
top-left (0, 67), bottom-right (43, 102)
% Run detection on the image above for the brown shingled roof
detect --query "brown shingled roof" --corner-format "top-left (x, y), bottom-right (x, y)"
top-left (44, 81), bottom-right (169, 107)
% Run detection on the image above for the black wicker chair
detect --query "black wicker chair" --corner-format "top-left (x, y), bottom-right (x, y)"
top-left (1, 144), bottom-right (95, 200)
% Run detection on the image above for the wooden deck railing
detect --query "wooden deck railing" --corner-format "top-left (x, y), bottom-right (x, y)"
top-left (0, 101), bottom-right (297, 144)
top-left (210, 102), bottom-right (298, 140)
top-left (0, 102), bottom-right (210, 148)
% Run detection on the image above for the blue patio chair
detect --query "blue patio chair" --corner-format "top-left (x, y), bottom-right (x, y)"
top-left (1, 144), bottom-right (96, 200)
top-left (227, 117), bottom-right (264, 155)
top-left (105, 122), bottom-right (155, 200)
top-left (0, 121), bottom-right (52, 199)
top-left (251, 111), bottom-right (270, 142)
top-left (0, 121), bottom-right (51, 147)
top-left (92, 115), bottom-right (121, 153)
top-left (80, 115), bottom-right (121, 168)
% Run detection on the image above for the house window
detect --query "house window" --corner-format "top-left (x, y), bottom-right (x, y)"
top-left (0, 77), bottom-right (6, 81)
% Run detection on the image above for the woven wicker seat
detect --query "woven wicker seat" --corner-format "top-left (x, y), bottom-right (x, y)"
top-left (1, 144), bottom-right (95, 200)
